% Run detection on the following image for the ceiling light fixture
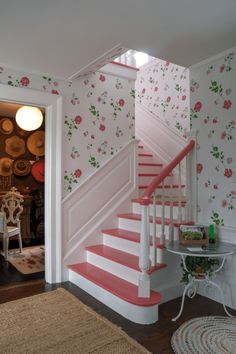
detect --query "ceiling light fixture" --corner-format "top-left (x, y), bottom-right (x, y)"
top-left (15, 106), bottom-right (43, 131)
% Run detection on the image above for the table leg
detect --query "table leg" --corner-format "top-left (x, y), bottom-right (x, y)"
top-left (206, 279), bottom-right (235, 318)
top-left (172, 279), bottom-right (196, 322)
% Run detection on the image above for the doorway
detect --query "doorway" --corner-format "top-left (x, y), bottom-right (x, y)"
top-left (0, 84), bottom-right (62, 284)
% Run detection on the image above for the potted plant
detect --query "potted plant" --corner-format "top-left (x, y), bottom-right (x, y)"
top-left (180, 256), bottom-right (220, 284)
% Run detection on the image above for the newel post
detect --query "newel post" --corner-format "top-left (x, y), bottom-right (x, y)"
top-left (138, 200), bottom-right (151, 298)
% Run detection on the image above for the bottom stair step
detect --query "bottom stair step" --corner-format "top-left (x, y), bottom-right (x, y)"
top-left (68, 262), bottom-right (161, 324)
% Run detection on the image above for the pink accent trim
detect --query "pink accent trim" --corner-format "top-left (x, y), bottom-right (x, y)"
top-left (68, 263), bottom-right (161, 306)
top-left (132, 198), bottom-right (186, 207)
top-left (139, 163), bottom-right (163, 167)
top-left (138, 153), bottom-right (153, 157)
top-left (102, 228), bottom-right (165, 248)
top-left (140, 140), bottom-right (195, 204)
top-left (118, 213), bottom-right (194, 227)
top-left (139, 184), bottom-right (185, 189)
top-left (111, 61), bottom-right (139, 71)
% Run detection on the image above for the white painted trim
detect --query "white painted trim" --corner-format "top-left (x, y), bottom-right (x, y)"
top-left (69, 269), bottom-right (159, 324)
top-left (68, 44), bottom-right (127, 80)
top-left (136, 102), bottom-right (187, 143)
top-left (135, 103), bottom-right (187, 181)
top-left (196, 224), bottom-right (236, 245)
top-left (190, 46), bottom-right (236, 69)
top-left (62, 140), bottom-right (139, 272)
top-left (98, 63), bottom-right (137, 81)
top-left (62, 139), bottom-right (139, 204)
top-left (0, 84), bottom-right (62, 283)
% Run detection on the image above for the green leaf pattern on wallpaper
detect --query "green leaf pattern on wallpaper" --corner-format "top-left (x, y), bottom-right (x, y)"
top-left (191, 51), bottom-right (236, 226)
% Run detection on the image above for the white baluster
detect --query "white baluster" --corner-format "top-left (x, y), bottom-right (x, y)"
top-left (151, 190), bottom-right (157, 267)
top-left (169, 175), bottom-right (174, 243)
top-left (177, 163), bottom-right (183, 223)
top-left (185, 154), bottom-right (191, 222)
top-left (138, 204), bottom-right (150, 297)
top-left (160, 181), bottom-right (165, 245)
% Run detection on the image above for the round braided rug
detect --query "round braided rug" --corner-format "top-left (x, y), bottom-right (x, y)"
top-left (171, 316), bottom-right (236, 354)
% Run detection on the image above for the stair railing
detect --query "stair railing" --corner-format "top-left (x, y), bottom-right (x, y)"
top-left (138, 139), bottom-right (195, 297)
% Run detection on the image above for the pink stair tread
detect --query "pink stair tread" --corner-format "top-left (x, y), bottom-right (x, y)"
top-left (118, 213), bottom-right (193, 227)
top-left (68, 262), bottom-right (161, 306)
top-left (132, 198), bottom-right (186, 207)
top-left (86, 244), bottom-right (166, 271)
top-left (139, 184), bottom-right (185, 189)
top-left (138, 153), bottom-right (153, 157)
top-left (102, 228), bottom-right (164, 248)
top-left (139, 163), bottom-right (163, 166)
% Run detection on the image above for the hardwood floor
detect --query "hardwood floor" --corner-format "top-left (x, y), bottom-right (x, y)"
top-left (0, 279), bottom-right (235, 354)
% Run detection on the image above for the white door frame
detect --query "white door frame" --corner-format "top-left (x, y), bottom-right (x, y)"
top-left (0, 84), bottom-right (62, 283)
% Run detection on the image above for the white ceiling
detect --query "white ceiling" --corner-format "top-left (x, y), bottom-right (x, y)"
top-left (1, 0), bottom-right (236, 80)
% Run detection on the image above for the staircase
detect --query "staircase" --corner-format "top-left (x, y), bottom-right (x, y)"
top-left (68, 141), bottom-right (195, 324)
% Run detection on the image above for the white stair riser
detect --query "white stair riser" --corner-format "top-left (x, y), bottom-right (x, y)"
top-left (138, 165), bottom-right (163, 174)
top-left (87, 251), bottom-right (139, 285)
top-left (118, 217), bottom-right (180, 239)
top-left (69, 269), bottom-right (159, 324)
top-left (132, 202), bottom-right (186, 220)
top-left (139, 186), bottom-right (185, 198)
top-left (138, 175), bottom-right (172, 185)
top-left (138, 155), bottom-right (155, 164)
top-left (103, 234), bottom-right (164, 262)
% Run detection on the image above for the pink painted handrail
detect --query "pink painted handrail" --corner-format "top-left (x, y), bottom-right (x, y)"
top-left (139, 139), bottom-right (195, 205)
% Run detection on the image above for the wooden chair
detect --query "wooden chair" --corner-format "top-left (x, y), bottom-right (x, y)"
top-left (0, 187), bottom-right (24, 260)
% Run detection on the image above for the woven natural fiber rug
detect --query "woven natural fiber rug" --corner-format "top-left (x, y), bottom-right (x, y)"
top-left (0, 288), bottom-right (150, 354)
top-left (6, 245), bottom-right (44, 274)
top-left (171, 316), bottom-right (236, 354)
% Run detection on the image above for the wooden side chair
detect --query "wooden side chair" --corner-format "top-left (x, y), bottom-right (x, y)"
top-left (0, 187), bottom-right (24, 260)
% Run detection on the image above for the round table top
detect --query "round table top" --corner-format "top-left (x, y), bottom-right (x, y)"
top-left (166, 241), bottom-right (236, 257)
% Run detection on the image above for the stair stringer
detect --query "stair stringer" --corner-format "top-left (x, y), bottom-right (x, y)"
top-left (135, 103), bottom-right (187, 183)
top-left (62, 140), bottom-right (139, 280)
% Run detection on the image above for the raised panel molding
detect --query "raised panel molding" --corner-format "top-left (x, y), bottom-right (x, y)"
top-left (62, 140), bottom-right (138, 274)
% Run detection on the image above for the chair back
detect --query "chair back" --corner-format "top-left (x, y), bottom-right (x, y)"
top-left (1, 187), bottom-right (24, 225)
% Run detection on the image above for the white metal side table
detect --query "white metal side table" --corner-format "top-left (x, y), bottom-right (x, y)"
top-left (167, 241), bottom-right (236, 321)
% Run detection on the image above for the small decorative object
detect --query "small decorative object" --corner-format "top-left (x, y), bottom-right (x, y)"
top-left (13, 159), bottom-right (31, 176)
top-left (179, 225), bottom-right (207, 245)
top-left (209, 224), bottom-right (215, 244)
top-left (27, 131), bottom-right (45, 156)
top-left (31, 160), bottom-right (45, 183)
top-left (15, 106), bottom-right (43, 131)
top-left (0, 118), bottom-right (14, 135)
top-left (0, 157), bottom-right (13, 176)
top-left (5, 136), bottom-right (26, 158)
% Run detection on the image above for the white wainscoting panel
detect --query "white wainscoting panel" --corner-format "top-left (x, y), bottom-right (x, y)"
top-left (62, 140), bottom-right (139, 278)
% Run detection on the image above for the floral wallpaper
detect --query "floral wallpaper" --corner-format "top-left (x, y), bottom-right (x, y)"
top-left (0, 66), bottom-right (135, 196)
top-left (190, 51), bottom-right (236, 227)
top-left (135, 58), bottom-right (189, 137)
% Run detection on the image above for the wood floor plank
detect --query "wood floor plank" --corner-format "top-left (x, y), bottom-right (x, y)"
top-left (0, 280), bottom-right (235, 354)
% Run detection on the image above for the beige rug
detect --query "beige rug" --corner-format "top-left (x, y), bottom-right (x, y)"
top-left (7, 245), bottom-right (44, 274)
top-left (0, 288), bottom-right (150, 354)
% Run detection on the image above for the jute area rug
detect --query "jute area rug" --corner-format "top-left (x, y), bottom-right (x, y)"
top-left (171, 316), bottom-right (236, 354)
top-left (0, 288), bottom-right (150, 354)
top-left (6, 245), bottom-right (44, 274)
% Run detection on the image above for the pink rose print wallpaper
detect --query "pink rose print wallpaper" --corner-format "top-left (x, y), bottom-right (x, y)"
top-left (0, 66), bottom-right (135, 196)
top-left (190, 50), bottom-right (236, 227)
top-left (135, 58), bottom-right (189, 137)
